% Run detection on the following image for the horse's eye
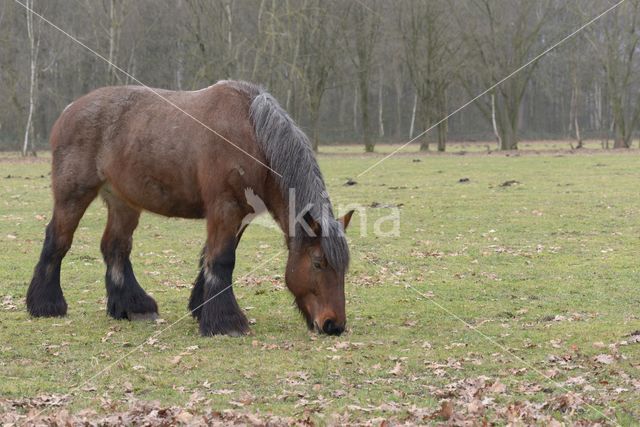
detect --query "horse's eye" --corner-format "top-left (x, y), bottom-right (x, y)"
top-left (311, 257), bottom-right (325, 270)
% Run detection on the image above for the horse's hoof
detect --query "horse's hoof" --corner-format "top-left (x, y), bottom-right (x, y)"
top-left (107, 291), bottom-right (158, 320)
top-left (128, 311), bottom-right (159, 321)
top-left (226, 328), bottom-right (249, 337)
top-left (27, 299), bottom-right (68, 318)
top-left (199, 322), bottom-right (250, 337)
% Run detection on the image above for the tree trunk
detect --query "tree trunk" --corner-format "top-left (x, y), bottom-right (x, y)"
top-left (378, 67), bottom-right (384, 139)
top-left (409, 92), bottom-right (417, 139)
top-left (394, 68), bottom-right (403, 138)
top-left (500, 123), bottom-right (518, 150)
top-left (250, 0), bottom-right (266, 81)
top-left (491, 94), bottom-right (501, 148)
top-left (613, 119), bottom-right (628, 148)
top-left (575, 117), bottom-right (583, 148)
top-left (311, 110), bottom-right (320, 152)
top-left (106, 0), bottom-right (126, 85)
top-left (496, 94), bottom-right (520, 150)
top-left (224, 0), bottom-right (234, 76)
top-left (352, 85), bottom-right (358, 135)
top-left (437, 125), bottom-right (446, 152)
top-left (419, 105), bottom-right (429, 151)
top-left (569, 63), bottom-right (583, 148)
top-left (436, 87), bottom-right (447, 152)
top-left (107, 0), bottom-right (116, 83)
top-left (22, 0), bottom-right (38, 157)
top-left (360, 76), bottom-right (373, 152)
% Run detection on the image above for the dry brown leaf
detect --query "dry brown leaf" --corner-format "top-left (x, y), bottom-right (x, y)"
top-left (488, 380), bottom-right (507, 394)
top-left (388, 362), bottom-right (402, 376)
top-left (433, 400), bottom-right (454, 420)
top-left (594, 354), bottom-right (615, 365)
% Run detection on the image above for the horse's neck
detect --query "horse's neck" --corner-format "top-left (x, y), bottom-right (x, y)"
top-left (262, 176), bottom-right (292, 241)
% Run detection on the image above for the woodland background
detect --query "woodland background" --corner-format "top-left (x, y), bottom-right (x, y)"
top-left (1, 0), bottom-right (639, 153)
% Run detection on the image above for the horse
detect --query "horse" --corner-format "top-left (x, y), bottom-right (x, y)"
top-left (26, 80), bottom-right (354, 337)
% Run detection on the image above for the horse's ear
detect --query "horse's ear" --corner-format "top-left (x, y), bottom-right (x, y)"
top-left (339, 210), bottom-right (355, 232)
top-left (303, 211), bottom-right (322, 237)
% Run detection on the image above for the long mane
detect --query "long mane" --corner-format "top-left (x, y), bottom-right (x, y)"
top-left (224, 80), bottom-right (350, 274)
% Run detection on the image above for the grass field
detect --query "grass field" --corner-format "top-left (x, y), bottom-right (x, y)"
top-left (1, 146), bottom-right (639, 425)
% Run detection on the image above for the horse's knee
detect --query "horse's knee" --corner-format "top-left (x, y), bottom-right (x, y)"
top-left (203, 243), bottom-right (236, 287)
top-left (41, 222), bottom-right (71, 259)
top-left (100, 237), bottom-right (131, 265)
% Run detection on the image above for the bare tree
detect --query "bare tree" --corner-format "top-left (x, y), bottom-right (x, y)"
top-left (586, 0), bottom-right (640, 148)
top-left (569, 45), bottom-right (583, 148)
top-left (344, 1), bottom-right (381, 152)
top-left (2, 0), bottom-right (640, 151)
top-left (183, 0), bottom-right (246, 86)
top-left (105, 0), bottom-right (128, 85)
top-left (22, 0), bottom-right (42, 156)
top-left (297, 0), bottom-right (339, 151)
top-left (458, 0), bottom-right (552, 150)
top-left (400, 0), bottom-right (456, 151)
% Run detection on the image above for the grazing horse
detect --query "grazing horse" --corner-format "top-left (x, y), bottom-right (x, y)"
top-left (26, 80), bottom-right (354, 336)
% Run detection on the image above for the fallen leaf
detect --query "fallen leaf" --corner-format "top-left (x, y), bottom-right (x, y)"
top-left (594, 354), bottom-right (615, 365)
top-left (388, 362), bottom-right (402, 376)
top-left (433, 400), bottom-right (454, 420)
top-left (489, 380), bottom-right (507, 394)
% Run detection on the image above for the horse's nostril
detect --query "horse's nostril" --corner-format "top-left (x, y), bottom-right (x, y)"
top-left (322, 319), bottom-right (344, 336)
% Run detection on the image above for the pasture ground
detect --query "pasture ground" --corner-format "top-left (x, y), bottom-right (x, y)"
top-left (1, 142), bottom-right (639, 425)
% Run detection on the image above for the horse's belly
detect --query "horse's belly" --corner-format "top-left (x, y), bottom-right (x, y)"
top-left (141, 177), bottom-right (205, 218)
top-left (106, 173), bottom-right (205, 219)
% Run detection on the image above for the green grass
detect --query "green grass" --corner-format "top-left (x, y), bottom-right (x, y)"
top-left (317, 138), bottom-right (640, 154)
top-left (1, 148), bottom-right (639, 424)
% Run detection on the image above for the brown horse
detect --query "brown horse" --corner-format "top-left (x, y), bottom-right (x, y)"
top-left (26, 80), bottom-right (354, 336)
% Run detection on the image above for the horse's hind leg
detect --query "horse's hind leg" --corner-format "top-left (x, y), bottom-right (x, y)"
top-left (27, 188), bottom-right (99, 317)
top-left (101, 192), bottom-right (158, 320)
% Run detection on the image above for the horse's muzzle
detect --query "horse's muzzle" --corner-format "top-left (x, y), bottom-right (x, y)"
top-left (322, 319), bottom-right (345, 336)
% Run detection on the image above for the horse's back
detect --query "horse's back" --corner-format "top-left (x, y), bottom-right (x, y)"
top-left (50, 82), bottom-right (266, 218)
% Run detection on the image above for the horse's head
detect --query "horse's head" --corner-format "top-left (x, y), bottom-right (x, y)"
top-left (285, 210), bottom-right (354, 335)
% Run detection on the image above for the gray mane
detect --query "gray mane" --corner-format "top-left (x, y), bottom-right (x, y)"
top-left (227, 81), bottom-right (349, 274)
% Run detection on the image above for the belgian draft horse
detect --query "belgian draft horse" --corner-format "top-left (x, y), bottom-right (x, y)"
top-left (26, 80), bottom-right (354, 336)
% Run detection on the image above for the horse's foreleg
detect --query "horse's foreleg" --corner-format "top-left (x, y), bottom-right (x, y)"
top-left (196, 202), bottom-right (249, 336)
top-left (27, 192), bottom-right (98, 317)
top-left (189, 225), bottom-right (248, 321)
top-left (101, 193), bottom-right (158, 320)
